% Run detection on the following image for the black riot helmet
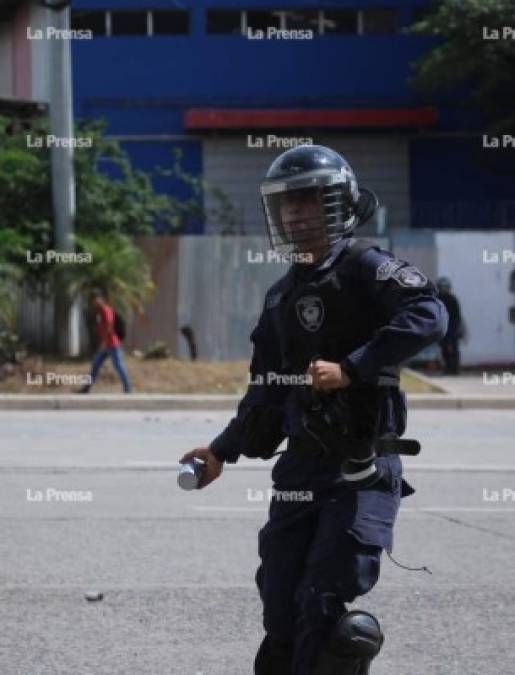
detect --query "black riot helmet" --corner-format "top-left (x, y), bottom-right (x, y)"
top-left (260, 145), bottom-right (378, 256)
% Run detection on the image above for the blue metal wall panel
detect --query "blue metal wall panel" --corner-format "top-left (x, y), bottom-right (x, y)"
top-left (410, 138), bottom-right (515, 229)
top-left (69, 1), bottom-right (514, 232)
top-left (72, 36), bottom-right (438, 114)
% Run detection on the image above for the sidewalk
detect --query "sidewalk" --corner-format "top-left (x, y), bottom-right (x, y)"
top-left (1, 389), bottom-right (515, 410)
top-left (423, 372), bottom-right (515, 397)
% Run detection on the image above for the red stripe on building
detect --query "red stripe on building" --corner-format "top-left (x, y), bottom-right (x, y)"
top-left (184, 108), bottom-right (438, 130)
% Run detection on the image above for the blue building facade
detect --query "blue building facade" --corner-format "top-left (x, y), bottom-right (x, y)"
top-left (70, 0), bottom-right (515, 233)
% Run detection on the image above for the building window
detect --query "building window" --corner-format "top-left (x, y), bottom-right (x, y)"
top-left (322, 9), bottom-right (358, 34)
top-left (283, 10), bottom-right (319, 31)
top-left (206, 10), bottom-right (242, 34)
top-left (362, 8), bottom-right (399, 34)
top-left (153, 10), bottom-right (189, 35)
top-left (111, 10), bottom-right (148, 36)
top-left (246, 10), bottom-right (281, 32)
top-left (71, 10), bottom-right (106, 36)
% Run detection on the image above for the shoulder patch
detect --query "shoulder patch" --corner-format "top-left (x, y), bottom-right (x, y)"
top-left (375, 258), bottom-right (404, 281)
top-left (391, 266), bottom-right (428, 288)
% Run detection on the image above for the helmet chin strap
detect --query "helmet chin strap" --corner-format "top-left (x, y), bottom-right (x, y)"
top-left (354, 188), bottom-right (379, 227)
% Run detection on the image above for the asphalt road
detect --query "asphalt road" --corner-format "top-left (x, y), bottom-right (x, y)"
top-left (1, 410), bottom-right (514, 675)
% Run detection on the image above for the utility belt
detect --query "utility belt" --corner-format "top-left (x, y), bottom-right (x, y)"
top-left (296, 385), bottom-right (419, 489)
top-left (239, 382), bottom-right (419, 472)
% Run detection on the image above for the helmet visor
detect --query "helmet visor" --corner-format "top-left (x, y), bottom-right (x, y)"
top-left (262, 185), bottom-right (356, 256)
top-left (263, 187), bottom-right (329, 257)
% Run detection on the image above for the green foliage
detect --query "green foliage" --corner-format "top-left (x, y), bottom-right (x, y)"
top-left (72, 232), bottom-right (155, 314)
top-left (73, 120), bottom-right (193, 235)
top-left (0, 118), bottom-right (53, 257)
top-left (156, 148), bottom-right (240, 233)
top-left (0, 117), bottom-right (194, 340)
top-left (411, 0), bottom-right (515, 132)
top-left (0, 115), bottom-right (237, 353)
top-left (0, 265), bottom-right (20, 332)
top-left (0, 115), bottom-right (238, 242)
top-left (0, 330), bottom-right (23, 366)
top-left (0, 228), bottom-right (27, 331)
top-left (0, 116), bottom-right (202, 239)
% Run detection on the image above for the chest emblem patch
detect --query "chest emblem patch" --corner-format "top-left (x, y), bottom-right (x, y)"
top-left (296, 295), bottom-right (325, 332)
top-left (392, 266), bottom-right (428, 288)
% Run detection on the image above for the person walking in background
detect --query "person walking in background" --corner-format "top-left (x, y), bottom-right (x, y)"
top-left (436, 277), bottom-right (466, 375)
top-left (80, 289), bottom-right (131, 393)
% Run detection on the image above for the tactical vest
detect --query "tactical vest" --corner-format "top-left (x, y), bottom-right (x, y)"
top-left (264, 239), bottom-right (400, 387)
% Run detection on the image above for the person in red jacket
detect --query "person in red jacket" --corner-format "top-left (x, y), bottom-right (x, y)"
top-left (80, 289), bottom-right (131, 393)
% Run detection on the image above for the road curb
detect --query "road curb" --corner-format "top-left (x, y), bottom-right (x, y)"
top-left (402, 367), bottom-right (448, 394)
top-left (0, 394), bottom-right (239, 411)
top-left (0, 394), bottom-right (515, 410)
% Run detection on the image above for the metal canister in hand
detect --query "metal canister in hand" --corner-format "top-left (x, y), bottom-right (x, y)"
top-left (178, 458), bottom-right (206, 490)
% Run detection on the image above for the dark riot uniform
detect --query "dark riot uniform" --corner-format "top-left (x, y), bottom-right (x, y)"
top-left (209, 236), bottom-right (448, 675)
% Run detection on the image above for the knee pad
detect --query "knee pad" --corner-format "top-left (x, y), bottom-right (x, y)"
top-left (255, 635), bottom-right (293, 675)
top-left (312, 610), bottom-right (384, 675)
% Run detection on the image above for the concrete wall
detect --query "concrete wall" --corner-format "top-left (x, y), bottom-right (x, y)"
top-left (176, 235), bottom-right (287, 361)
top-left (14, 232), bottom-right (515, 366)
top-left (10, 2), bottom-right (32, 100)
top-left (126, 236), bottom-right (179, 354)
top-left (0, 1), bottom-right (51, 103)
top-left (436, 231), bottom-right (515, 366)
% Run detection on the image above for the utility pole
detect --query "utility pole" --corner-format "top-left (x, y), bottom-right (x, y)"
top-left (43, 0), bottom-right (80, 356)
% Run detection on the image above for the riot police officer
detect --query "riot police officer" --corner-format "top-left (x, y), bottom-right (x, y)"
top-left (180, 145), bottom-right (448, 675)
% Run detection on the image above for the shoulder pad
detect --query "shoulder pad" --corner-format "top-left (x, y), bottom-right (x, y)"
top-left (333, 238), bottom-right (381, 273)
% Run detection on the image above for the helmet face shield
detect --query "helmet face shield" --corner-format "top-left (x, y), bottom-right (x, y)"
top-left (263, 187), bottom-right (327, 257)
top-left (261, 183), bottom-right (357, 257)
